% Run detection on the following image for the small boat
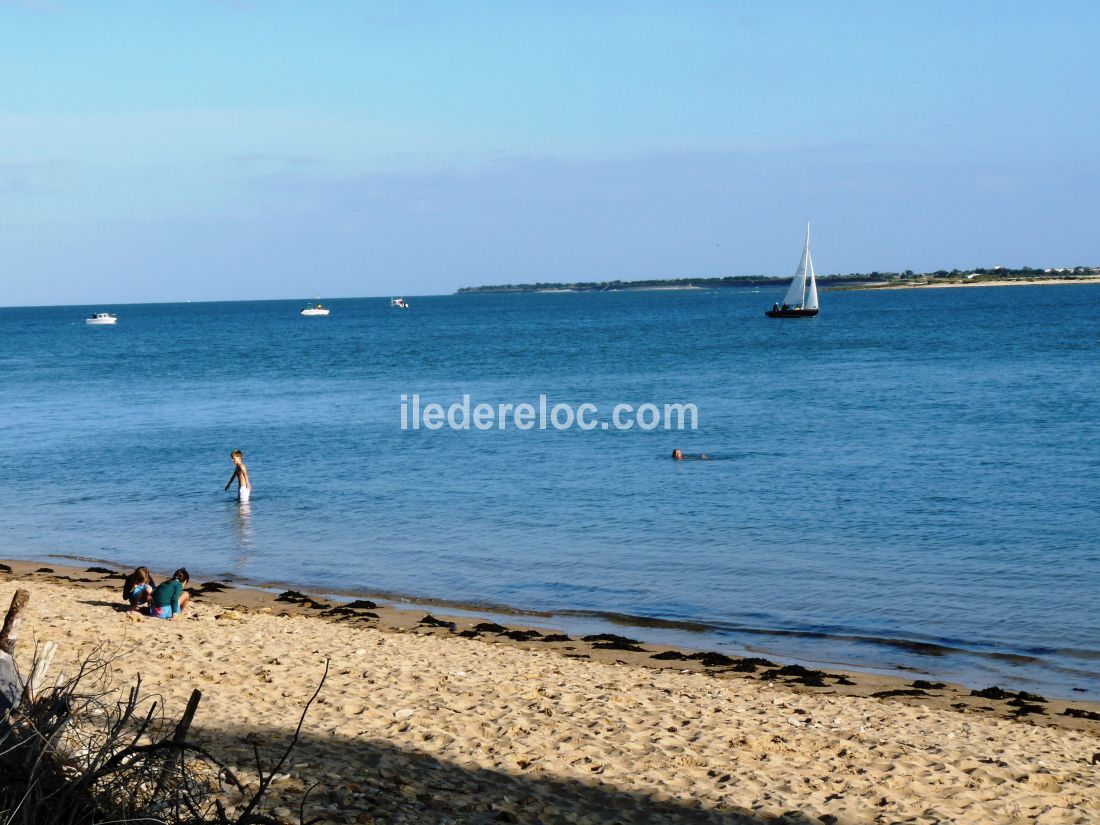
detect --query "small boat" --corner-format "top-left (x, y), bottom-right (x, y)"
top-left (300, 300), bottom-right (330, 317)
top-left (85, 312), bottom-right (118, 325)
top-left (766, 225), bottom-right (819, 318)
top-left (390, 297), bottom-right (409, 309)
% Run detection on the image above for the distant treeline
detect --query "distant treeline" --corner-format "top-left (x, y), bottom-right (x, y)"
top-left (456, 266), bottom-right (1099, 294)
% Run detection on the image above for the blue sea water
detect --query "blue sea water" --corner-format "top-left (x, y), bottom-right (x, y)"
top-left (1, 286), bottom-right (1098, 698)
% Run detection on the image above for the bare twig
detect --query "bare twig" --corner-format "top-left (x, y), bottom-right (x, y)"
top-left (233, 659), bottom-right (330, 825)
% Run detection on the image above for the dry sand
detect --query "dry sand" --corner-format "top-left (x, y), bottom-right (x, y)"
top-left (833, 277), bottom-right (1100, 292)
top-left (3, 562), bottom-right (1099, 824)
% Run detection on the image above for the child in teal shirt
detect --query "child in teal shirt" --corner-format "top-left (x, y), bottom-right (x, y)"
top-left (150, 568), bottom-right (190, 619)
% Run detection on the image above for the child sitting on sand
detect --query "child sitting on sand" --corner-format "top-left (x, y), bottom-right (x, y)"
top-left (122, 567), bottom-right (156, 613)
top-left (149, 568), bottom-right (190, 620)
top-left (225, 449), bottom-right (251, 502)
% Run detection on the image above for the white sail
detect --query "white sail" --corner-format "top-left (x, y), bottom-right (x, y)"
top-left (782, 224), bottom-right (812, 308)
top-left (804, 240), bottom-right (819, 310)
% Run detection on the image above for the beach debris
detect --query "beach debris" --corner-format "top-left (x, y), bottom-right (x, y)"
top-left (457, 630), bottom-right (481, 638)
top-left (538, 634), bottom-right (572, 642)
top-left (970, 686), bottom-right (1014, 700)
top-left (474, 622), bottom-right (508, 633)
top-left (0, 564), bottom-right (11, 573)
top-left (1007, 699), bottom-right (1046, 716)
top-left (688, 652), bottom-right (736, 667)
top-left (321, 605), bottom-right (379, 620)
top-left (3, 592), bottom-right (338, 825)
top-left (198, 580), bottom-right (230, 592)
top-left (910, 680), bottom-right (947, 690)
top-left (972, 686), bottom-right (1047, 708)
top-left (500, 629), bottom-right (543, 641)
top-left (651, 650), bottom-right (689, 661)
top-left (84, 566), bottom-right (118, 575)
top-left (760, 665), bottom-right (830, 687)
top-left (1062, 707), bottom-right (1100, 721)
top-left (735, 657), bottom-right (780, 671)
top-left (346, 599), bottom-right (378, 610)
top-left (582, 633), bottom-right (640, 645)
top-left (1015, 691), bottom-right (1047, 703)
top-left (276, 589), bottom-right (313, 603)
top-left (419, 614), bottom-right (457, 631)
top-left (33, 567), bottom-right (54, 574)
top-left (591, 640), bottom-right (647, 652)
top-left (393, 708), bottom-right (415, 720)
top-left (215, 610), bottom-right (244, 621)
top-left (1, 589), bottom-right (30, 713)
top-left (871, 688), bottom-right (929, 699)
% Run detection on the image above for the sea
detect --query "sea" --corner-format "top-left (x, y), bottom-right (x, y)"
top-left (1, 285), bottom-right (1098, 699)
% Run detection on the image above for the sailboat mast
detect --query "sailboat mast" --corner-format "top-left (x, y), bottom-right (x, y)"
top-left (801, 223), bottom-right (810, 306)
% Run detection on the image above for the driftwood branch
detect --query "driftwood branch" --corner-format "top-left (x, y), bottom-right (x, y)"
top-left (153, 688), bottom-right (202, 806)
top-left (0, 589), bottom-right (30, 655)
top-left (1, 590), bottom-right (31, 716)
top-left (23, 641), bottom-right (57, 704)
top-left (2, 618), bottom-right (324, 825)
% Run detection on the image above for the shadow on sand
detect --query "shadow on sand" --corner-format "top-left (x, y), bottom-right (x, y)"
top-left (189, 722), bottom-right (841, 825)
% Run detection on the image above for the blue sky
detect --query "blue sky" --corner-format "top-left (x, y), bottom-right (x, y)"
top-left (1, 1), bottom-right (1098, 305)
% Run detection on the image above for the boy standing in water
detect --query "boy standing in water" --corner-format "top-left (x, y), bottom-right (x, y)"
top-left (225, 449), bottom-right (251, 502)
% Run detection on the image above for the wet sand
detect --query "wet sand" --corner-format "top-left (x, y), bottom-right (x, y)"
top-left (3, 560), bottom-right (1099, 824)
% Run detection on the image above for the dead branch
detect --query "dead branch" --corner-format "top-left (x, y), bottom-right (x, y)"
top-left (0, 590), bottom-right (29, 655)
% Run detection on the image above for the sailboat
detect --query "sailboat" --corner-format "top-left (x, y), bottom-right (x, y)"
top-left (766, 225), bottom-right (819, 318)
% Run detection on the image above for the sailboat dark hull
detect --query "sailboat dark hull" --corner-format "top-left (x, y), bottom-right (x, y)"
top-left (765, 308), bottom-right (819, 318)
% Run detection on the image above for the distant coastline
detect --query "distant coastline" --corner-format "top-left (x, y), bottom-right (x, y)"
top-left (457, 275), bottom-right (877, 294)
top-left (830, 275), bottom-right (1100, 292)
top-left (456, 266), bottom-right (1100, 294)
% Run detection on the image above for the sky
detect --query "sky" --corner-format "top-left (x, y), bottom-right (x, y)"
top-left (1, 0), bottom-right (1098, 305)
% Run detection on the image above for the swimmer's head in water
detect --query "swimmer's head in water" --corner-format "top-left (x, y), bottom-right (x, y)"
top-left (671, 449), bottom-right (683, 460)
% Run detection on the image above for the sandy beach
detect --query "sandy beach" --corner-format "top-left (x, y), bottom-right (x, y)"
top-left (831, 277), bottom-right (1100, 292)
top-left (3, 561), bottom-right (1098, 824)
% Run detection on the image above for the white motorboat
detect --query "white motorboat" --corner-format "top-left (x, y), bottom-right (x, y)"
top-left (85, 312), bottom-right (118, 325)
top-left (391, 297), bottom-right (409, 309)
top-left (300, 301), bottom-right (330, 317)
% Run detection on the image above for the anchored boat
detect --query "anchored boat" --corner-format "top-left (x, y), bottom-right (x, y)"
top-left (766, 225), bottom-right (819, 318)
top-left (300, 299), bottom-right (330, 317)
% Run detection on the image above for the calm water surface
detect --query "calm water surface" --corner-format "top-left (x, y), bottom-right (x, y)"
top-left (1, 286), bottom-right (1097, 698)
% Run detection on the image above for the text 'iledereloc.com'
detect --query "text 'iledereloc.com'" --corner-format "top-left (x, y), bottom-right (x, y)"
top-left (400, 394), bottom-right (699, 431)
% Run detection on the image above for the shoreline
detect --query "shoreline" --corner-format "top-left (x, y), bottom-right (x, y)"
top-left (829, 276), bottom-right (1100, 292)
top-left (4, 558), bottom-right (1098, 729)
top-left (3, 561), bottom-right (1099, 824)
top-left (20, 552), bottom-right (1096, 703)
